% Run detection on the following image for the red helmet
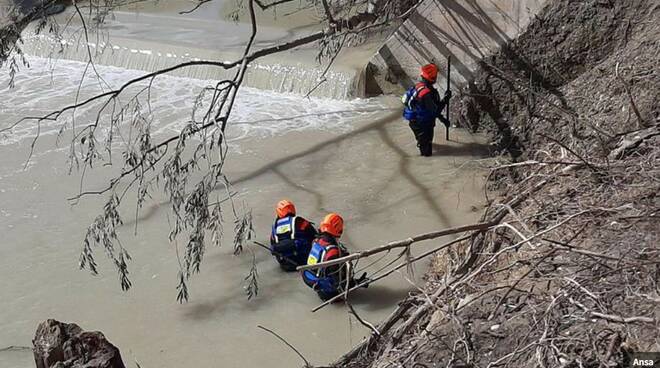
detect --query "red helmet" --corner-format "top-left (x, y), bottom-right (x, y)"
top-left (319, 213), bottom-right (344, 237)
top-left (276, 200), bottom-right (296, 218)
top-left (420, 63), bottom-right (438, 82)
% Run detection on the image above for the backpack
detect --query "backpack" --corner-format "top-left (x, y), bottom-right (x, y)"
top-left (402, 82), bottom-right (434, 121)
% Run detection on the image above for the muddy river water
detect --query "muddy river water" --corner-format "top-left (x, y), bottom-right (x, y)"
top-left (0, 4), bottom-right (489, 367)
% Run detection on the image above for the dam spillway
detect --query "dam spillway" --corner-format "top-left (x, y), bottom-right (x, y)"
top-left (16, 1), bottom-right (380, 99)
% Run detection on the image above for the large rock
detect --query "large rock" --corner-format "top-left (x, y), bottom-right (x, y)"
top-left (33, 319), bottom-right (126, 368)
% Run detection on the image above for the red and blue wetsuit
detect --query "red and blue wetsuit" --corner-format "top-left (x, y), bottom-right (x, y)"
top-left (403, 80), bottom-right (451, 156)
top-left (301, 233), bottom-right (347, 300)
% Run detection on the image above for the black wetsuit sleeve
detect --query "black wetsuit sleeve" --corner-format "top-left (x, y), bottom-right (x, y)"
top-left (269, 220), bottom-right (276, 246)
top-left (420, 88), bottom-right (450, 126)
top-left (296, 217), bottom-right (318, 239)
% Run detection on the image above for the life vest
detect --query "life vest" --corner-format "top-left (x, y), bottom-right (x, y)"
top-left (272, 216), bottom-right (297, 243)
top-left (302, 237), bottom-right (340, 295)
top-left (271, 216), bottom-right (300, 259)
top-left (402, 82), bottom-right (435, 122)
top-left (271, 216), bottom-right (316, 265)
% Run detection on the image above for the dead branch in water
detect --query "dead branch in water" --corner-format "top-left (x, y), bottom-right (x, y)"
top-left (344, 263), bottom-right (381, 336)
top-left (257, 325), bottom-right (312, 367)
top-left (313, 234), bottom-right (473, 312)
top-left (298, 222), bottom-right (494, 272)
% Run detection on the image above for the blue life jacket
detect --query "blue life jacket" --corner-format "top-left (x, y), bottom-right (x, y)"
top-left (302, 238), bottom-right (339, 295)
top-left (271, 216), bottom-right (304, 258)
top-left (402, 82), bottom-right (435, 122)
top-left (270, 216), bottom-right (312, 264)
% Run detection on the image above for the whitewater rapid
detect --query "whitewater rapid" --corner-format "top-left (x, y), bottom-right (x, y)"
top-left (1, 57), bottom-right (391, 148)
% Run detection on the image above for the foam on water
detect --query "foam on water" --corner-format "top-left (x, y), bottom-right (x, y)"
top-left (0, 57), bottom-right (392, 150)
top-left (20, 30), bottom-right (364, 99)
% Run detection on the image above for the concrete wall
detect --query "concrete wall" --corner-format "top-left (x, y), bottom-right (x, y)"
top-left (366, 0), bottom-right (548, 95)
top-left (0, 0), bottom-right (15, 27)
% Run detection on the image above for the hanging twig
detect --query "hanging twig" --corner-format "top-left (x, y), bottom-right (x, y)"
top-left (257, 325), bottom-right (312, 367)
top-left (178, 0), bottom-right (212, 14)
top-left (344, 262), bottom-right (381, 336)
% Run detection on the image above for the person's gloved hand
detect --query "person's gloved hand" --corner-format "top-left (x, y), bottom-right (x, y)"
top-left (357, 272), bottom-right (369, 288)
top-left (444, 89), bottom-right (452, 99)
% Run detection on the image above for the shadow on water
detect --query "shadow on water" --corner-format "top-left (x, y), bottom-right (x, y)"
top-left (375, 125), bottom-right (452, 227)
top-left (181, 265), bottom-right (298, 320)
top-left (342, 285), bottom-right (412, 312)
top-left (231, 110), bottom-right (400, 185)
top-left (431, 141), bottom-right (491, 157)
top-left (120, 108), bottom-right (399, 227)
top-left (124, 109), bottom-right (488, 321)
top-left (183, 279), bottom-right (414, 321)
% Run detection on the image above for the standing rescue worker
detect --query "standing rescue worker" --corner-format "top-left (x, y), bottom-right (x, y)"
top-left (402, 63), bottom-right (452, 156)
top-left (270, 200), bottom-right (317, 271)
top-left (302, 213), bottom-right (367, 301)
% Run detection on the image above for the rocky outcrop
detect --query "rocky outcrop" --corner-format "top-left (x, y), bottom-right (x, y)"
top-left (33, 319), bottom-right (126, 368)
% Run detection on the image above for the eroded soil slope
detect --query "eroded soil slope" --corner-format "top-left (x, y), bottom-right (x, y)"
top-left (335, 1), bottom-right (659, 366)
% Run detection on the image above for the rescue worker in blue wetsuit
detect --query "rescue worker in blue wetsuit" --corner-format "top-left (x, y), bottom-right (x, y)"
top-left (302, 213), bottom-right (367, 301)
top-left (402, 63), bottom-right (452, 156)
top-left (270, 199), bottom-right (317, 271)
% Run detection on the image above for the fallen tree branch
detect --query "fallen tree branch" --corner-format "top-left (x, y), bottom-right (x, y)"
top-left (539, 134), bottom-right (601, 174)
top-left (542, 238), bottom-right (632, 262)
top-left (332, 299), bottom-right (415, 366)
top-left (608, 125), bottom-right (660, 160)
top-left (488, 250), bottom-right (557, 319)
top-left (298, 222), bottom-right (493, 272)
top-left (615, 62), bottom-right (646, 128)
top-left (570, 300), bottom-right (655, 324)
top-left (313, 234), bottom-right (473, 312)
top-left (257, 325), bottom-right (312, 367)
top-left (344, 263), bottom-right (381, 336)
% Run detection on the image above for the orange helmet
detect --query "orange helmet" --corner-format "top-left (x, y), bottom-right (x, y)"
top-left (320, 213), bottom-right (344, 237)
top-left (420, 63), bottom-right (438, 82)
top-left (276, 199), bottom-right (296, 218)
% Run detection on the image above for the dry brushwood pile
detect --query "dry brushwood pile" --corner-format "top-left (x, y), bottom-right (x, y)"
top-left (333, 1), bottom-right (659, 367)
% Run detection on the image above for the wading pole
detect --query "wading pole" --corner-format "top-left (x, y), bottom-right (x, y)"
top-left (446, 55), bottom-right (451, 141)
top-left (253, 241), bottom-right (299, 268)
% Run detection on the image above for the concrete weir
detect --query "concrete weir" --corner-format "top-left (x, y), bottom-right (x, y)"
top-left (366, 0), bottom-right (548, 94)
top-left (14, 0), bottom-right (382, 100)
top-left (20, 30), bottom-right (365, 100)
top-left (9, 0), bottom-right (548, 100)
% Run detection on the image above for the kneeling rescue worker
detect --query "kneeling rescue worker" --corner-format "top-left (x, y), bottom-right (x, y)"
top-left (270, 200), bottom-right (318, 271)
top-left (302, 213), bottom-right (367, 301)
top-left (402, 63), bottom-right (452, 157)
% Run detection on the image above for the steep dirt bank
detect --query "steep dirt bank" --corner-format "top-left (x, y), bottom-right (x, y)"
top-left (459, 0), bottom-right (658, 156)
top-left (335, 0), bottom-right (659, 367)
